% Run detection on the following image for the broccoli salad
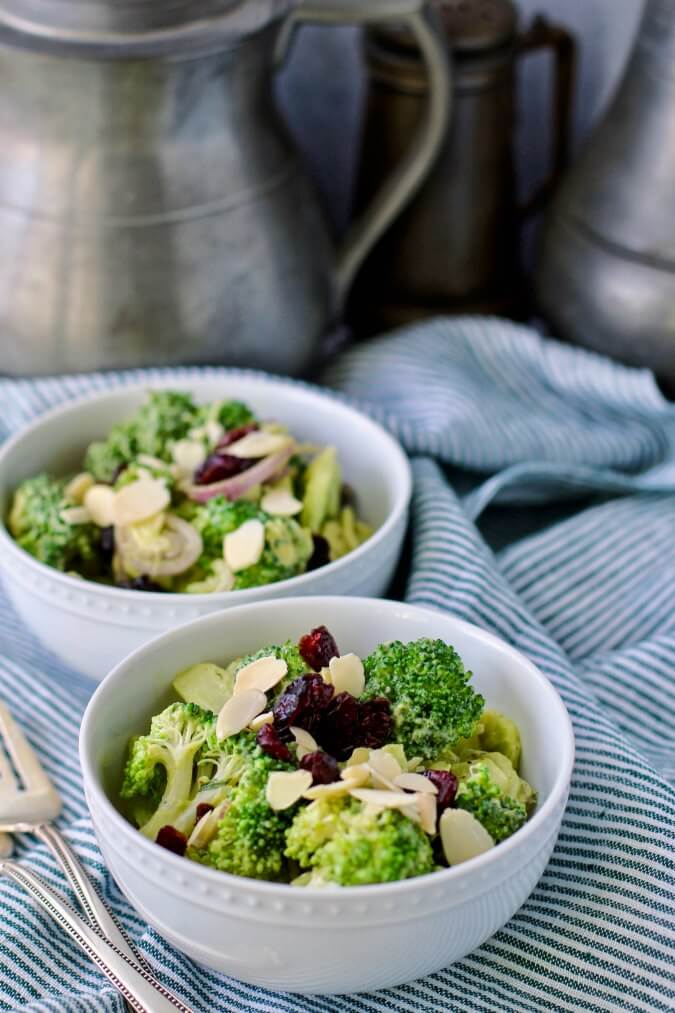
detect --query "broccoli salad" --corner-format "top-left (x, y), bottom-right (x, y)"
top-left (120, 627), bottom-right (537, 885)
top-left (7, 391), bottom-right (372, 593)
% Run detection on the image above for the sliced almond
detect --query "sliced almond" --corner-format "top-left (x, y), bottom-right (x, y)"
top-left (248, 710), bottom-right (274, 732)
top-left (345, 747), bottom-right (370, 767)
top-left (260, 489), bottom-right (303, 517)
top-left (319, 666), bottom-right (332, 686)
top-left (303, 780), bottom-right (352, 801)
top-left (227, 431), bottom-right (292, 459)
top-left (394, 772), bottom-right (438, 795)
top-left (439, 809), bottom-right (495, 866)
top-left (64, 472), bottom-right (94, 505)
top-left (328, 654), bottom-right (365, 697)
top-left (349, 788), bottom-right (417, 810)
top-left (290, 727), bottom-right (318, 752)
top-left (223, 519), bottom-right (265, 572)
top-left (234, 656), bottom-right (288, 695)
top-left (187, 801), bottom-right (230, 849)
top-left (416, 792), bottom-right (438, 835)
top-left (136, 454), bottom-right (168, 471)
top-left (172, 439), bottom-right (207, 474)
top-left (407, 756), bottom-right (424, 772)
top-left (368, 748), bottom-right (403, 784)
top-left (60, 506), bottom-right (92, 526)
top-left (266, 770), bottom-right (313, 810)
top-left (216, 689), bottom-right (266, 739)
top-left (83, 484), bottom-right (117, 527)
top-left (339, 763), bottom-right (370, 787)
top-left (205, 420), bottom-right (225, 447)
top-left (113, 478), bottom-right (170, 526)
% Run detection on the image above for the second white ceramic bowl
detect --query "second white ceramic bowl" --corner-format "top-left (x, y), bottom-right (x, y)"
top-left (0, 374), bottom-right (411, 679)
top-left (80, 596), bottom-right (574, 995)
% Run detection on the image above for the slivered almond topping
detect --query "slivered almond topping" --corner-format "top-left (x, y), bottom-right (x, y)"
top-left (266, 770), bottom-right (312, 810)
top-left (172, 439), bottom-right (207, 474)
top-left (216, 689), bottom-right (266, 739)
top-left (223, 519), bottom-right (265, 572)
top-left (367, 748), bottom-right (402, 783)
top-left (205, 420), bottom-right (224, 446)
top-left (290, 727), bottom-right (319, 752)
top-left (64, 472), bottom-right (94, 505)
top-left (60, 506), bottom-right (92, 526)
top-left (394, 772), bottom-right (438, 795)
top-left (227, 431), bottom-right (292, 459)
top-left (303, 780), bottom-right (352, 801)
top-left (345, 747), bottom-right (370, 767)
top-left (187, 801), bottom-right (230, 849)
top-left (248, 710), bottom-right (274, 732)
top-left (406, 757), bottom-right (424, 772)
top-left (416, 793), bottom-right (438, 835)
top-left (113, 477), bottom-right (170, 526)
top-left (260, 489), bottom-right (303, 517)
top-left (439, 809), bottom-right (494, 866)
top-left (339, 764), bottom-right (370, 787)
top-left (234, 656), bottom-right (287, 695)
top-left (83, 484), bottom-right (117, 527)
top-left (328, 653), bottom-right (365, 697)
top-left (349, 788), bottom-right (417, 810)
top-left (319, 666), bottom-right (332, 686)
top-left (136, 454), bottom-right (167, 470)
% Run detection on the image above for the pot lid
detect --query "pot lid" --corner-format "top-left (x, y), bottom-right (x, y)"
top-left (372, 0), bottom-right (517, 56)
top-left (0, 0), bottom-right (292, 50)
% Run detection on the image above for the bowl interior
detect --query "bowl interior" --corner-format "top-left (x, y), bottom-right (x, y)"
top-left (0, 376), bottom-right (407, 539)
top-left (83, 597), bottom-right (572, 831)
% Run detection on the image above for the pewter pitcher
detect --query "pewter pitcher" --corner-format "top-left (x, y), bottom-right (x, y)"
top-left (0, 0), bottom-right (450, 375)
top-left (535, 0), bottom-right (675, 385)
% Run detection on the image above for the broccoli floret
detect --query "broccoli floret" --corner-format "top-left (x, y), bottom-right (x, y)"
top-left (200, 399), bottom-right (256, 432)
top-left (189, 498), bottom-right (263, 562)
top-left (85, 391), bottom-right (200, 482)
top-left (362, 639), bottom-right (484, 763)
top-left (190, 743), bottom-right (294, 880)
top-left (226, 640), bottom-right (307, 701)
top-left (233, 517), bottom-right (313, 590)
top-left (120, 701), bottom-right (214, 841)
top-left (9, 475), bottom-right (102, 573)
top-left (456, 761), bottom-right (529, 843)
top-left (285, 796), bottom-right (435, 886)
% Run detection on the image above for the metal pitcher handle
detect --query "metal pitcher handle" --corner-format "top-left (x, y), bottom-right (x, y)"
top-left (276, 0), bottom-right (451, 306)
top-left (517, 15), bottom-right (577, 218)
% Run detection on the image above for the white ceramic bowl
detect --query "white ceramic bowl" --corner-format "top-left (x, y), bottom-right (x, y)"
top-left (0, 375), bottom-right (411, 680)
top-left (80, 596), bottom-right (574, 995)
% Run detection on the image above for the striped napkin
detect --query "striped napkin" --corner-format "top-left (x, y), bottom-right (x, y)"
top-left (0, 317), bottom-right (673, 1012)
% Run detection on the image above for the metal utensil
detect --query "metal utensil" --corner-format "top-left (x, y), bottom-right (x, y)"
top-left (0, 701), bottom-right (192, 1012)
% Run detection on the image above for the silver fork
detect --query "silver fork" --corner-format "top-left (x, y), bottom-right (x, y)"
top-left (0, 702), bottom-right (193, 1013)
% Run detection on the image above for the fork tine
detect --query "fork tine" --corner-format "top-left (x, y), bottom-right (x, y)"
top-left (0, 702), bottom-right (54, 791)
top-left (0, 703), bottom-right (62, 824)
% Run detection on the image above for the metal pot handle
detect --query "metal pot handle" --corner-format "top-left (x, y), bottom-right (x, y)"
top-left (276, 0), bottom-right (451, 306)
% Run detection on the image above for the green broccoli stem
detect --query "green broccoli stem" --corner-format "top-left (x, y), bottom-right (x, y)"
top-left (139, 743), bottom-right (203, 841)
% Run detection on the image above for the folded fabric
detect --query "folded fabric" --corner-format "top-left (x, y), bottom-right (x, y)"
top-left (0, 317), bottom-right (673, 1012)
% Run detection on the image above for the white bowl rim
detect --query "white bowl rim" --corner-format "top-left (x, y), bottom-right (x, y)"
top-left (79, 595), bottom-right (575, 899)
top-left (0, 373), bottom-right (412, 603)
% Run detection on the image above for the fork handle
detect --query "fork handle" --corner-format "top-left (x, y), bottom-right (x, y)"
top-left (1, 860), bottom-right (193, 1013)
top-left (34, 823), bottom-right (145, 971)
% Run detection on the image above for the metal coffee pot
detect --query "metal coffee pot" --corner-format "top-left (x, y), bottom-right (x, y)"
top-left (535, 0), bottom-right (675, 386)
top-left (0, 0), bottom-right (449, 376)
top-left (349, 0), bottom-right (574, 333)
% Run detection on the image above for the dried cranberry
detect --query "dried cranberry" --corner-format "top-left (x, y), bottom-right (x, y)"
top-left (195, 803), bottom-right (214, 823)
top-left (298, 626), bottom-right (339, 671)
top-left (216, 423), bottom-right (258, 450)
top-left (117, 576), bottom-right (165, 592)
top-left (299, 750), bottom-right (340, 785)
top-left (306, 535), bottom-right (330, 572)
top-left (99, 526), bottom-right (115, 556)
top-left (316, 692), bottom-right (361, 760)
top-left (272, 674), bottom-right (334, 737)
top-left (423, 770), bottom-right (458, 813)
top-left (256, 723), bottom-right (293, 762)
top-left (359, 697), bottom-right (394, 749)
top-left (194, 453), bottom-right (251, 486)
top-left (156, 826), bottom-right (187, 856)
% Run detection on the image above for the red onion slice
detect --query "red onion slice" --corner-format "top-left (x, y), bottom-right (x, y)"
top-left (116, 514), bottom-right (203, 578)
top-left (187, 446), bottom-right (294, 503)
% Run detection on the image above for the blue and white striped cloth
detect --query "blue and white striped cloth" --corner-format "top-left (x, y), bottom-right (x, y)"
top-left (0, 317), bottom-right (674, 1012)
